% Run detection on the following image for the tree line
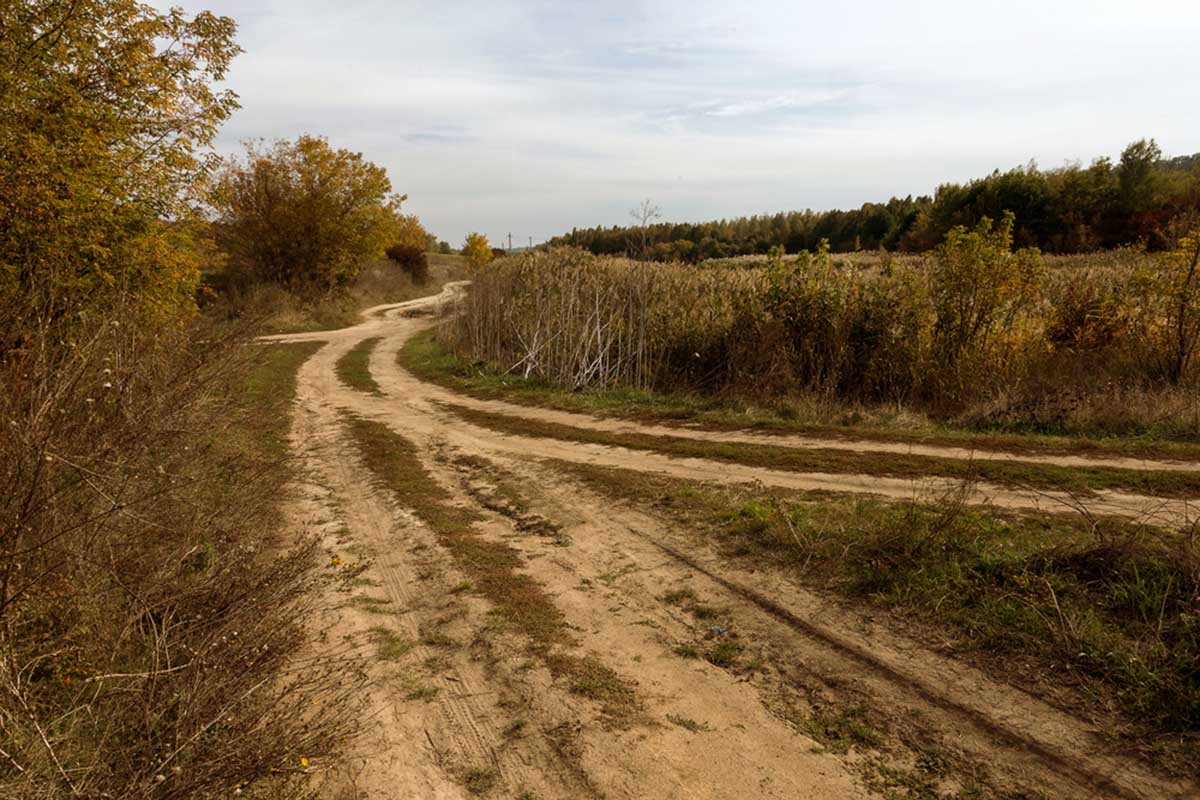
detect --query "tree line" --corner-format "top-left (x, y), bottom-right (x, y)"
top-left (549, 140), bottom-right (1200, 261)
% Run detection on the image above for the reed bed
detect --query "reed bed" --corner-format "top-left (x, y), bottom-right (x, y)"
top-left (445, 232), bottom-right (1200, 438)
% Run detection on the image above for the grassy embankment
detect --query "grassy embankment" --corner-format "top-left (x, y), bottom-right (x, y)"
top-left (0, 309), bottom-right (365, 798)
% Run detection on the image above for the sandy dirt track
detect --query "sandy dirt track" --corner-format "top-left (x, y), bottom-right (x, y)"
top-left (270, 285), bottom-right (1199, 800)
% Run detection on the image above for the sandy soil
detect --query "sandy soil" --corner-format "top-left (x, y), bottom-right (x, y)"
top-left (268, 285), bottom-right (1200, 800)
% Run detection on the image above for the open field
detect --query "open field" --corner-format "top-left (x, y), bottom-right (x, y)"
top-left (254, 285), bottom-right (1200, 799)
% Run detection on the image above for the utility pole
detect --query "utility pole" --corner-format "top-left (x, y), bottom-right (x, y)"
top-left (507, 232), bottom-right (513, 254)
top-left (529, 236), bottom-right (533, 249)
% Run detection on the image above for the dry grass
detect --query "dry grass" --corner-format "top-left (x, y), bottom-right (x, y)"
top-left (0, 305), bottom-right (366, 799)
top-left (205, 255), bottom-right (467, 335)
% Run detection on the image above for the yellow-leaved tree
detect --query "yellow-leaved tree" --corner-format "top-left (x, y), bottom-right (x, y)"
top-left (464, 232), bottom-right (494, 269)
top-left (211, 135), bottom-right (403, 289)
top-left (392, 214), bottom-right (430, 251)
top-left (0, 0), bottom-right (241, 335)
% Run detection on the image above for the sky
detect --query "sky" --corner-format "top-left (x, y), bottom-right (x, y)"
top-left (164, 0), bottom-right (1200, 246)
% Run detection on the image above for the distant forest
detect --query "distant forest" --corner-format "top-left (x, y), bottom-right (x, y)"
top-left (549, 139), bottom-right (1200, 260)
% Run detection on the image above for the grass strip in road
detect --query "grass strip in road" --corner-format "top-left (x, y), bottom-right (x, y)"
top-left (398, 330), bottom-right (1200, 462)
top-left (244, 340), bottom-right (325, 459)
top-left (438, 401), bottom-right (1200, 500)
top-left (336, 336), bottom-right (384, 395)
top-left (339, 413), bottom-right (638, 725)
top-left (550, 459), bottom-right (1200, 773)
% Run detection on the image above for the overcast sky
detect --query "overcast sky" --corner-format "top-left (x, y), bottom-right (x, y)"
top-left (165, 0), bottom-right (1200, 246)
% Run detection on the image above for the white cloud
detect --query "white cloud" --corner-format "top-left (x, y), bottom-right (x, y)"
top-left (163, 0), bottom-right (1200, 245)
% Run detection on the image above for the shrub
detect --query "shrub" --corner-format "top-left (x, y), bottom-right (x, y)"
top-left (212, 136), bottom-right (402, 289)
top-left (930, 213), bottom-right (1042, 400)
top-left (386, 243), bottom-right (431, 285)
top-left (463, 233), bottom-right (494, 269)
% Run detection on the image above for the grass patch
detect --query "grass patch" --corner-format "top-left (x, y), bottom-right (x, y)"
top-left (461, 766), bottom-right (497, 795)
top-left (705, 639), bottom-right (743, 668)
top-left (666, 713), bottom-right (710, 733)
top-left (399, 329), bottom-right (1200, 462)
top-left (806, 705), bottom-right (886, 754)
top-left (335, 336), bottom-right (384, 394)
top-left (405, 686), bottom-right (441, 702)
top-left (245, 341), bottom-right (324, 459)
top-left (662, 588), bottom-right (697, 605)
top-left (368, 627), bottom-right (413, 660)
top-left (441, 401), bottom-right (1200, 500)
top-left (346, 595), bottom-right (394, 614)
top-left (551, 459), bottom-right (1200, 771)
top-left (340, 414), bottom-right (639, 724)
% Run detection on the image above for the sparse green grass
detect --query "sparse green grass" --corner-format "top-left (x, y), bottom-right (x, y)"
top-left (805, 705), bottom-right (886, 754)
top-left (244, 341), bottom-right (325, 458)
top-left (551, 459), bottom-right (1200, 773)
top-left (704, 639), bottom-right (743, 669)
top-left (368, 627), bottom-right (413, 660)
top-left (405, 686), bottom-right (441, 702)
top-left (666, 713), bottom-right (710, 733)
top-left (340, 414), bottom-right (640, 725)
top-left (335, 336), bottom-right (384, 394)
top-left (662, 588), bottom-right (697, 605)
top-left (399, 329), bottom-right (1200, 461)
top-left (461, 766), bottom-right (497, 795)
top-left (440, 401), bottom-right (1200, 499)
top-left (673, 644), bottom-right (699, 659)
top-left (346, 595), bottom-right (394, 614)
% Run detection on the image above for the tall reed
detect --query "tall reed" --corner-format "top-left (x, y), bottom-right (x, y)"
top-left (445, 234), bottom-right (1200, 437)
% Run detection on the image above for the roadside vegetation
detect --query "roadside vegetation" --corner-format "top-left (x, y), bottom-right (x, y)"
top-left (0, 2), bottom-right (455, 796)
top-left (552, 460), bottom-right (1200, 773)
top-left (401, 328), bottom-right (1200, 460)
top-left (443, 218), bottom-right (1200, 442)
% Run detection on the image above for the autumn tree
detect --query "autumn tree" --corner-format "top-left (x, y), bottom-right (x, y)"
top-left (211, 135), bottom-right (402, 288)
top-left (464, 232), bottom-right (494, 268)
top-left (392, 213), bottom-right (429, 251)
top-left (0, 0), bottom-right (241, 334)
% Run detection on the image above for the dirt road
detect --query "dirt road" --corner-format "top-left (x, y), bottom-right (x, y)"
top-left (268, 285), bottom-right (1199, 800)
